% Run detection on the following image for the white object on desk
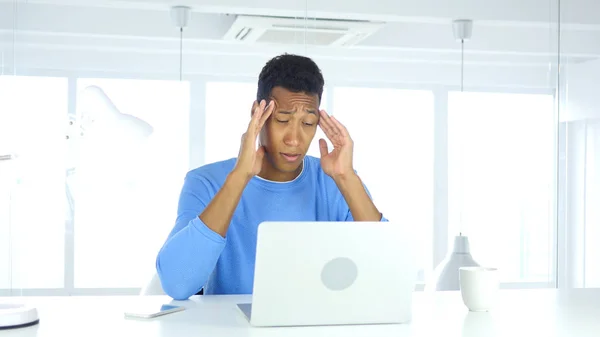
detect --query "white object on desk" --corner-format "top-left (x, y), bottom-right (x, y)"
top-left (124, 304), bottom-right (184, 319)
top-left (459, 267), bottom-right (499, 312)
top-left (0, 304), bottom-right (39, 330)
top-left (238, 221), bottom-right (419, 327)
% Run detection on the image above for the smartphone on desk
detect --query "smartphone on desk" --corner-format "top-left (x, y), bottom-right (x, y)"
top-left (124, 304), bottom-right (185, 319)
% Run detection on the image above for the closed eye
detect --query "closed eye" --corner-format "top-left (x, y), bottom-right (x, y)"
top-left (276, 119), bottom-right (289, 123)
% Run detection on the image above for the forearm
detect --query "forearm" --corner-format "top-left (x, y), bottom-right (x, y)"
top-left (199, 170), bottom-right (249, 237)
top-left (335, 173), bottom-right (382, 221)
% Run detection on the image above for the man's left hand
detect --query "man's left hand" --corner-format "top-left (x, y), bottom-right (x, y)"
top-left (318, 110), bottom-right (355, 180)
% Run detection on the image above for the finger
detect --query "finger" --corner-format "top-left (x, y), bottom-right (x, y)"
top-left (320, 110), bottom-right (337, 132)
top-left (329, 115), bottom-right (350, 139)
top-left (260, 99), bottom-right (266, 111)
top-left (248, 101), bottom-right (260, 126)
top-left (318, 110), bottom-right (338, 140)
top-left (318, 120), bottom-right (337, 144)
top-left (319, 138), bottom-right (329, 158)
top-left (319, 109), bottom-right (331, 123)
top-left (258, 100), bottom-right (274, 129)
top-left (318, 109), bottom-right (334, 133)
top-left (255, 99), bottom-right (266, 121)
top-left (239, 132), bottom-right (247, 156)
top-left (248, 100), bottom-right (266, 132)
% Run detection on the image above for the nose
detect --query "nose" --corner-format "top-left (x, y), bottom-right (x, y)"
top-left (283, 123), bottom-right (300, 148)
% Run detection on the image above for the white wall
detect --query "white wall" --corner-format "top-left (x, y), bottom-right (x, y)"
top-left (564, 59), bottom-right (600, 121)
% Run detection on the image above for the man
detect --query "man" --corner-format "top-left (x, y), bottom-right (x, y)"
top-left (156, 54), bottom-right (387, 300)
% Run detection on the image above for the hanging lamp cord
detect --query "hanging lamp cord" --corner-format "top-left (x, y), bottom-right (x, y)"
top-left (461, 39), bottom-right (464, 92)
top-left (179, 27), bottom-right (183, 81)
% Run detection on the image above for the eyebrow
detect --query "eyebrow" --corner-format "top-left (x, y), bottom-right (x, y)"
top-left (278, 109), bottom-right (317, 115)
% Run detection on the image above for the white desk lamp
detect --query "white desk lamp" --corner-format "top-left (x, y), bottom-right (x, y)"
top-left (0, 153), bottom-right (40, 330)
top-left (66, 85), bottom-right (154, 209)
top-left (75, 85), bottom-right (154, 140)
top-left (0, 86), bottom-right (153, 330)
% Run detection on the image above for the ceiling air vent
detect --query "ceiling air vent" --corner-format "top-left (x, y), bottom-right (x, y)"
top-left (223, 15), bottom-right (384, 46)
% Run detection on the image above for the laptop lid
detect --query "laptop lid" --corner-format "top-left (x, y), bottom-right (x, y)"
top-left (244, 221), bottom-right (419, 327)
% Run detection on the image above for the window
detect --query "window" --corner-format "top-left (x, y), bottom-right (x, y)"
top-left (562, 119), bottom-right (600, 288)
top-left (332, 87), bottom-right (435, 281)
top-left (1, 74), bottom-right (562, 294)
top-left (585, 121), bottom-right (600, 287)
top-left (73, 78), bottom-right (190, 288)
top-left (204, 82), bottom-right (328, 164)
top-left (448, 91), bottom-right (555, 283)
top-left (205, 82), bottom-right (257, 164)
top-left (0, 75), bottom-right (68, 290)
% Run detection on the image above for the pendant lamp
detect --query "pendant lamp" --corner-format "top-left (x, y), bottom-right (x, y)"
top-left (427, 19), bottom-right (480, 291)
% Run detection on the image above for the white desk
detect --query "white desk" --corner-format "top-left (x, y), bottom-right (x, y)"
top-left (2, 289), bottom-right (599, 337)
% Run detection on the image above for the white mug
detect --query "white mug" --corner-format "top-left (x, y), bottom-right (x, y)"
top-left (459, 267), bottom-right (499, 312)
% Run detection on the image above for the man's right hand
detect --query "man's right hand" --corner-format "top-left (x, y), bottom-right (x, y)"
top-left (198, 99), bottom-right (274, 238)
top-left (233, 99), bottom-right (274, 180)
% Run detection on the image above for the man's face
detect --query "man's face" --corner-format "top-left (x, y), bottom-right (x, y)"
top-left (258, 86), bottom-right (320, 179)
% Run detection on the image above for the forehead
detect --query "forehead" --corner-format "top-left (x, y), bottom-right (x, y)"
top-left (270, 86), bottom-right (319, 108)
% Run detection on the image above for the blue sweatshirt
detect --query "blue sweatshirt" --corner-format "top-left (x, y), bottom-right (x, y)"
top-left (156, 155), bottom-right (386, 300)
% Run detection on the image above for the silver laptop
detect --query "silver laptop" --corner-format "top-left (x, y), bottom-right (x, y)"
top-left (237, 221), bottom-right (419, 327)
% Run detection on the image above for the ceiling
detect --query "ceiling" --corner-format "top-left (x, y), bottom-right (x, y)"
top-left (0, 0), bottom-right (597, 88)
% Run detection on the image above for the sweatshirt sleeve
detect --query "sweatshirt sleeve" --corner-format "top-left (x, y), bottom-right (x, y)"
top-left (335, 173), bottom-right (389, 222)
top-left (156, 173), bottom-right (226, 300)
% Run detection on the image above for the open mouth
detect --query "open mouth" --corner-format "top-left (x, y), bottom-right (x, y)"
top-left (281, 153), bottom-right (301, 162)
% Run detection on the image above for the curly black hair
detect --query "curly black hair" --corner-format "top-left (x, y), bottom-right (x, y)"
top-left (256, 53), bottom-right (324, 105)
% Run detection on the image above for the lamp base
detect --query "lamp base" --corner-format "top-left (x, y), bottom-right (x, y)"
top-left (0, 304), bottom-right (39, 330)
